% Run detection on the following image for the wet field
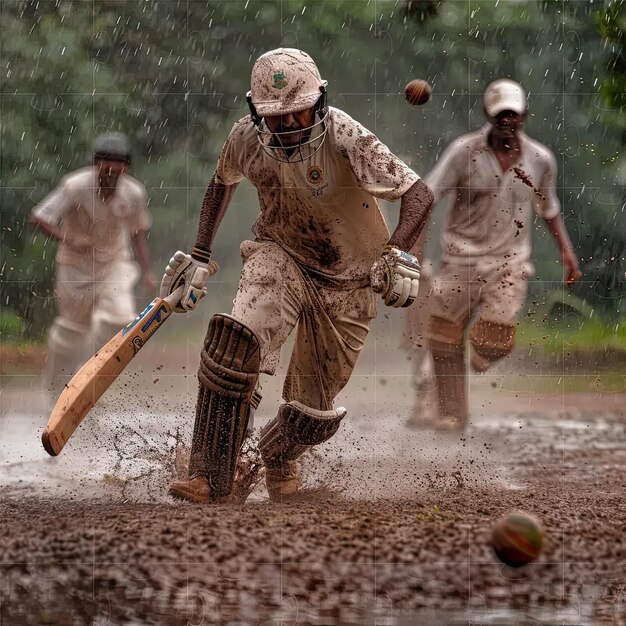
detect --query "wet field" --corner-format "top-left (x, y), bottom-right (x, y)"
top-left (1, 336), bottom-right (625, 625)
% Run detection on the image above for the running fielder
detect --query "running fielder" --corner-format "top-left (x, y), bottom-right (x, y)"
top-left (405, 79), bottom-right (582, 432)
top-left (30, 133), bottom-right (156, 397)
top-left (160, 48), bottom-right (434, 503)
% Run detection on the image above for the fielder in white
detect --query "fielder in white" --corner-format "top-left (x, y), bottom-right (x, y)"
top-left (160, 48), bottom-right (434, 503)
top-left (30, 133), bottom-right (156, 396)
top-left (406, 79), bottom-right (582, 432)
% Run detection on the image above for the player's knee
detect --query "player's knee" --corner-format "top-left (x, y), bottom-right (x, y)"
top-left (198, 313), bottom-right (262, 392)
top-left (469, 318), bottom-right (516, 373)
top-left (48, 317), bottom-right (90, 354)
top-left (429, 315), bottom-right (464, 358)
top-left (94, 308), bottom-right (135, 328)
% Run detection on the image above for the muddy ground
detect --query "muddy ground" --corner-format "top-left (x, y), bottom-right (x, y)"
top-left (1, 331), bottom-right (625, 625)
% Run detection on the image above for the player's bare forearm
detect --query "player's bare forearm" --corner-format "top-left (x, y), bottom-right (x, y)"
top-left (131, 231), bottom-right (149, 272)
top-left (386, 179), bottom-right (434, 252)
top-left (544, 214), bottom-right (573, 252)
top-left (544, 214), bottom-right (582, 285)
top-left (409, 221), bottom-right (430, 265)
top-left (194, 175), bottom-right (238, 254)
top-left (131, 231), bottom-right (155, 285)
top-left (30, 214), bottom-right (91, 252)
top-left (29, 214), bottom-right (63, 241)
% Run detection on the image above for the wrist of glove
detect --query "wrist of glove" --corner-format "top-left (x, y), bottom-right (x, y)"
top-left (159, 249), bottom-right (219, 312)
top-left (370, 245), bottom-right (421, 308)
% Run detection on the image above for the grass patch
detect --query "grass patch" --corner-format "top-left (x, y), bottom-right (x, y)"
top-left (496, 372), bottom-right (626, 394)
top-left (517, 317), bottom-right (626, 353)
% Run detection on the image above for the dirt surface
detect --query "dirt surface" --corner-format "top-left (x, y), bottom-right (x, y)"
top-left (0, 344), bottom-right (47, 375)
top-left (1, 336), bottom-right (625, 625)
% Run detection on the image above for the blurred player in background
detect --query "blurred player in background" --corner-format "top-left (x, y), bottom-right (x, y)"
top-left (159, 48), bottom-right (434, 503)
top-left (405, 79), bottom-right (582, 432)
top-left (30, 132), bottom-right (156, 397)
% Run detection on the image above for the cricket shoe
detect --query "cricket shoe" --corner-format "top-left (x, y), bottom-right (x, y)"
top-left (406, 406), bottom-right (467, 433)
top-left (265, 461), bottom-right (302, 502)
top-left (168, 476), bottom-right (211, 504)
top-left (405, 392), bottom-right (439, 430)
top-left (433, 415), bottom-right (467, 434)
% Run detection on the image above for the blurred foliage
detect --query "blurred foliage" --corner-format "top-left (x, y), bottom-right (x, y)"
top-left (587, 0), bottom-right (626, 320)
top-left (403, 0), bottom-right (441, 22)
top-left (0, 0), bottom-right (625, 339)
top-left (596, 0), bottom-right (626, 138)
top-left (0, 310), bottom-right (24, 338)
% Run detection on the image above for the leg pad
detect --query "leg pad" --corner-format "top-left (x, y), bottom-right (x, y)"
top-left (189, 314), bottom-right (262, 497)
top-left (469, 318), bottom-right (515, 373)
top-left (429, 315), bottom-right (468, 422)
top-left (260, 401), bottom-right (347, 466)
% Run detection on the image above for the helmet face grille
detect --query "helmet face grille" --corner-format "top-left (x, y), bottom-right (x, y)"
top-left (255, 110), bottom-right (329, 164)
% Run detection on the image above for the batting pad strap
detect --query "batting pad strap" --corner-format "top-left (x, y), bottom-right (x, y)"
top-left (251, 390), bottom-right (262, 410)
top-left (198, 357), bottom-right (258, 399)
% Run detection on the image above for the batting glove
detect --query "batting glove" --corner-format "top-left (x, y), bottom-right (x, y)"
top-left (370, 245), bottom-right (421, 308)
top-left (160, 250), bottom-right (219, 313)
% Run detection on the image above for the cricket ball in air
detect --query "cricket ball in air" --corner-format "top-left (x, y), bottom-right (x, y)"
top-left (491, 512), bottom-right (545, 568)
top-left (404, 79), bottom-right (432, 106)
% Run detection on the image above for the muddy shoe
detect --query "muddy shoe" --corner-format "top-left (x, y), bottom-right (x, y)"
top-left (169, 476), bottom-right (211, 503)
top-left (405, 406), bottom-right (439, 430)
top-left (433, 415), bottom-right (467, 434)
top-left (406, 383), bottom-right (439, 430)
top-left (265, 461), bottom-right (301, 501)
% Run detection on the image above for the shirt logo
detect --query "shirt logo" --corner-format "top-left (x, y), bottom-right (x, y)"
top-left (306, 165), bottom-right (324, 185)
top-left (272, 72), bottom-right (288, 89)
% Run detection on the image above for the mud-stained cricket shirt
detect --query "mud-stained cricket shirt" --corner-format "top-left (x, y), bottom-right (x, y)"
top-left (425, 125), bottom-right (561, 267)
top-left (215, 107), bottom-right (420, 288)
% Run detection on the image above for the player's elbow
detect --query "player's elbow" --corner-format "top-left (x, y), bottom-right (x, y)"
top-left (421, 180), bottom-right (435, 209)
top-left (406, 179), bottom-right (435, 210)
top-left (29, 213), bottom-right (44, 230)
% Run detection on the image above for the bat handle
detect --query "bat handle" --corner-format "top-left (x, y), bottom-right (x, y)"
top-left (163, 285), bottom-right (184, 308)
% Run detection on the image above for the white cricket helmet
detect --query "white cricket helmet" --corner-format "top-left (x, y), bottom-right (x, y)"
top-left (249, 48), bottom-right (326, 116)
top-left (246, 48), bottom-right (329, 163)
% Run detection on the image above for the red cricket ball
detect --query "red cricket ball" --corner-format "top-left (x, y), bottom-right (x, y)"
top-left (405, 79), bottom-right (432, 106)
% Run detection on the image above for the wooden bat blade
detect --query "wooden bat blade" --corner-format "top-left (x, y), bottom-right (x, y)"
top-left (42, 294), bottom-right (177, 456)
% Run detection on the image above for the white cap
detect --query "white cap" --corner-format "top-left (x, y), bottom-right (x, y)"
top-left (484, 79), bottom-right (527, 116)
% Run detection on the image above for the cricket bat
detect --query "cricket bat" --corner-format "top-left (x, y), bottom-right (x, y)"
top-left (41, 287), bottom-right (183, 456)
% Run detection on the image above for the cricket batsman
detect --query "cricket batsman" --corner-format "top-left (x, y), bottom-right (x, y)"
top-left (160, 48), bottom-right (434, 503)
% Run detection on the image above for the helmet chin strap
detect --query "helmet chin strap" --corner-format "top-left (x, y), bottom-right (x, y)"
top-left (315, 83), bottom-right (328, 119)
top-left (246, 91), bottom-right (262, 126)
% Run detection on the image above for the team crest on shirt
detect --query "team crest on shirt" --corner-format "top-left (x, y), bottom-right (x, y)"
top-left (306, 165), bottom-right (324, 186)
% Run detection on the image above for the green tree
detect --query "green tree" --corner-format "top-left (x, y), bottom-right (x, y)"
top-left (1, 0), bottom-right (624, 338)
